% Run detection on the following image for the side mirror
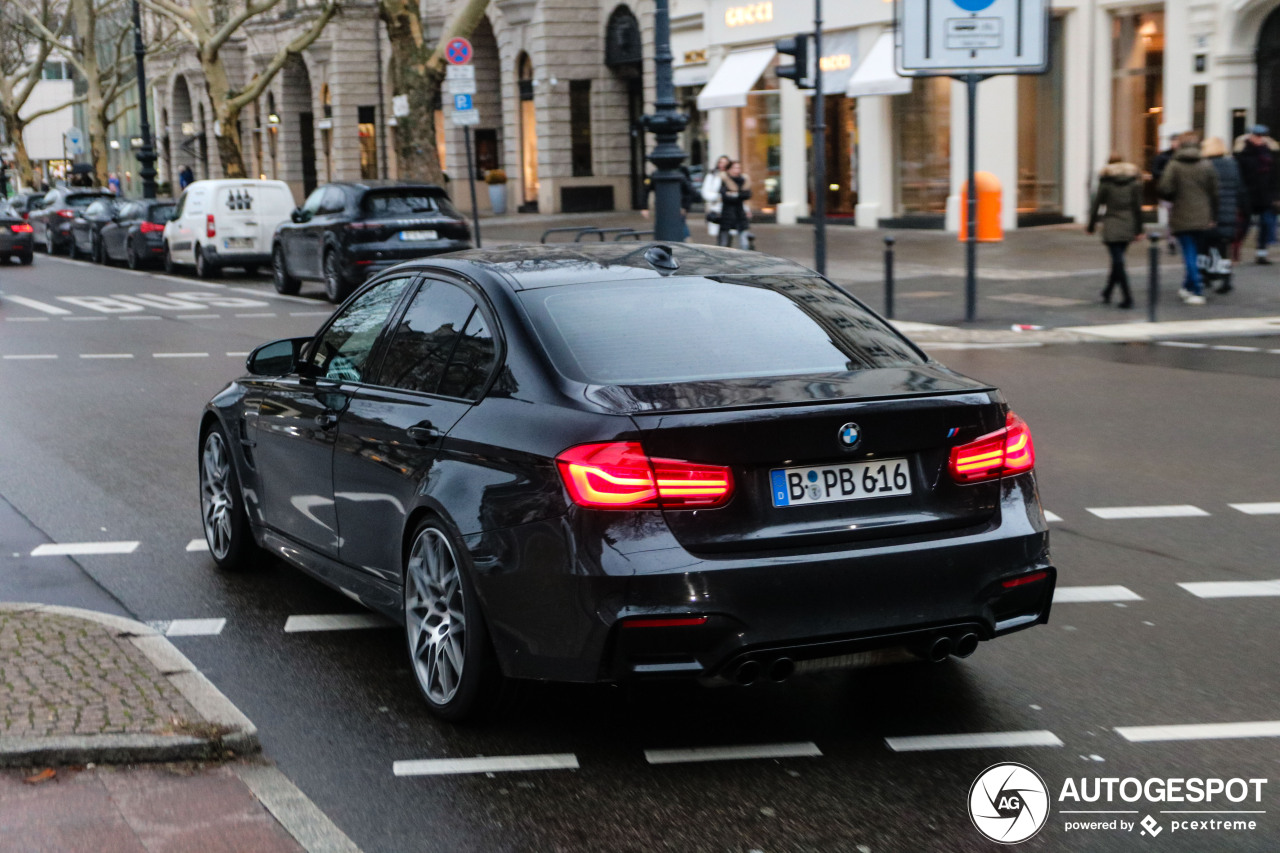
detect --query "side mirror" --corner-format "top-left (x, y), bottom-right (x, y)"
top-left (291, 208), bottom-right (307, 223)
top-left (246, 336), bottom-right (311, 376)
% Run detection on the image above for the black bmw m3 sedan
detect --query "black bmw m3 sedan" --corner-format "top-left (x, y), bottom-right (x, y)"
top-left (199, 243), bottom-right (1055, 720)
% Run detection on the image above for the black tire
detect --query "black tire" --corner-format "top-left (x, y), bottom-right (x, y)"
top-left (94, 236), bottom-right (107, 265)
top-left (163, 243), bottom-right (176, 273)
top-left (126, 238), bottom-right (141, 270)
top-left (242, 264), bottom-right (259, 277)
top-left (18, 249), bottom-right (33, 266)
top-left (199, 424), bottom-right (262, 571)
top-left (403, 518), bottom-right (505, 722)
top-left (47, 233), bottom-right (61, 256)
top-left (323, 250), bottom-right (352, 303)
top-left (67, 236), bottom-right (80, 260)
top-left (194, 245), bottom-right (220, 279)
top-left (272, 245), bottom-right (301, 295)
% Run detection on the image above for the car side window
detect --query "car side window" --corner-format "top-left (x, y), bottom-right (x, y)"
top-left (300, 188), bottom-right (326, 217)
top-left (307, 277), bottom-right (413, 382)
top-left (438, 309), bottom-right (497, 401)
top-left (186, 191), bottom-right (207, 215)
top-left (377, 282), bottom-right (478, 396)
top-left (320, 187), bottom-right (345, 214)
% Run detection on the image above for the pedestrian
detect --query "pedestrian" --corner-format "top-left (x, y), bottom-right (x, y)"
top-left (1202, 136), bottom-right (1247, 292)
top-left (1233, 124), bottom-right (1279, 264)
top-left (717, 160), bottom-right (752, 250)
top-left (700, 155), bottom-right (730, 240)
top-left (107, 171), bottom-right (121, 195)
top-left (179, 164), bottom-right (194, 190)
top-left (0, 159), bottom-right (9, 198)
top-left (1158, 133), bottom-right (1219, 306)
top-left (1152, 130), bottom-right (1182, 255)
top-left (1088, 152), bottom-right (1144, 309)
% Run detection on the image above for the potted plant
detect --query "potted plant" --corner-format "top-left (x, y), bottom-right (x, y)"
top-left (485, 169), bottom-right (508, 215)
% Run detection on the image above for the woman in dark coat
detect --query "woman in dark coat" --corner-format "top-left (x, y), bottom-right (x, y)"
top-left (1203, 137), bottom-right (1246, 292)
top-left (1088, 153), bottom-right (1144, 308)
top-left (717, 160), bottom-right (752, 250)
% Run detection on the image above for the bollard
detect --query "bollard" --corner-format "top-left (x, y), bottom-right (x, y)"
top-left (1147, 231), bottom-right (1160, 323)
top-left (884, 234), bottom-right (896, 319)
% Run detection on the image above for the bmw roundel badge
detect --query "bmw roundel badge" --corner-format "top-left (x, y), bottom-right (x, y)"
top-left (838, 423), bottom-right (861, 450)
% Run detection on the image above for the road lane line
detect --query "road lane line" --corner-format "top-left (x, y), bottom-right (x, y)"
top-left (1115, 721), bottom-right (1280, 743)
top-left (1156, 341), bottom-right (1207, 348)
top-left (176, 313), bottom-right (221, 319)
top-left (393, 754), bottom-right (580, 777)
top-left (153, 352), bottom-right (209, 358)
top-left (185, 539), bottom-right (206, 552)
top-left (1043, 511), bottom-right (1063, 522)
top-left (118, 315), bottom-right (162, 320)
top-left (284, 614), bottom-right (390, 633)
top-left (31, 541), bottom-right (140, 556)
top-left (1229, 502), bottom-right (1280, 515)
top-left (3, 295), bottom-right (72, 315)
top-left (160, 618), bottom-right (227, 637)
top-left (885, 731), bottom-right (1063, 752)
top-left (5, 316), bottom-right (51, 322)
top-left (80, 353), bottom-right (134, 359)
top-left (1086, 505), bottom-right (1209, 519)
top-left (1178, 580), bottom-right (1280, 598)
top-left (290, 310), bottom-right (331, 317)
top-left (226, 351), bottom-right (250, 357)
top-left (1211, 345), bottom-right (1261, 352)
top-left (644, 742), bottom-right (822, 765)
top-left (1054, 585), bottom-right (1143, 603)
top-left (3, 354), bottom-right (58, 360)
top-left (235, 313), bottom-right (277, 318)
top-left (230, 286), bottom-right (313, 304)
top-left (62, 316), bottom-right (108, 322)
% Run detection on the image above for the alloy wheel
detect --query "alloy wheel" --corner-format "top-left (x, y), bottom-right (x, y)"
top-left (127, 240), bottom-right (139, 269)
top-left (200, 431), bottom-right (234, 561)
top-left (404, 528), bottom-right (467, 706)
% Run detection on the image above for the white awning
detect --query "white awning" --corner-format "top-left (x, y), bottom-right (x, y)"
top-left (696, 47), bottom-right (776, 111)
top-left (673, 64), bottom-right (709, 88)
top-left (846, 32), bottom-right (912, 98)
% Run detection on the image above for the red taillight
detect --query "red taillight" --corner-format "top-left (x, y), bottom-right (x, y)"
top-left (555, 442), bottom-right (734, 510)
top-left (10, 223), bottom-right (33, 233)
top-left (56, 209), bottom-right (75, 219)
top-left (948, 412), bottom-right (1036, 484)
top-left (1002, 570), bottom-right (1048, 589)
top-left (206, 214), bottom-right (216, 238)
top-left (139, 221), bottom-right (165, 234)
top-left (622, 616), bottom-right (709, 629)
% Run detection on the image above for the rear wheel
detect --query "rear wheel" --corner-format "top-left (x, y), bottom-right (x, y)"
top-left (126, 238), bottom-right (141, 270)
top-left (199, 425), bottom-right (261, 571)
top-left (67, 236), bottom-right (80, 260)
top-left (94, 236), bottom-right (107, 265)
top-left (404, 520), bottom-right (504, 721)
top-left (323, 251), bottom-right (352, 303)
top-left (194, 245), bottom-right (219, 279)
top-left (272, 245), bottom-right (300, 295)
top-left (18, 249), bottom-right (33, 265)
top-left (163, 243), bottom-right (176, 273)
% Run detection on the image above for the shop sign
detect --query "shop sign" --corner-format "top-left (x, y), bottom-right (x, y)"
top-left (684, 49), bottom-right (707, 64)
top-left (725, 2), bottom-right (771, 28)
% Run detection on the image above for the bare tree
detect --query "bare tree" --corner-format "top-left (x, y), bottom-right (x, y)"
top-left (140, 0), bottom-right (338, 178)
top-left (380, 0), bottom-right (489, 183)
top-left (0, 0), bottom-right (80, 188)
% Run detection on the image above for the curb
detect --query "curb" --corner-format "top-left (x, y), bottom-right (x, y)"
top-left (0, 602), bottom-right (259, 767)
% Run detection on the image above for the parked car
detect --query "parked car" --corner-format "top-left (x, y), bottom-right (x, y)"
top-left (29, 187), bottom-right (115, 254)
top-left (272, 182), bottom-right (472, 303)
top-left (164, 179), bottom-right (294, 278)
top-left (198, 243), bottom-right (1055, 721)
top-left (68, 197), bottom-right (121, 261)
top-left (98, 199), bottom-right (176, 268)
top-left (0, 202), bottom-right (35, 264)
top-left (10, 190), bottom-right (47, 221)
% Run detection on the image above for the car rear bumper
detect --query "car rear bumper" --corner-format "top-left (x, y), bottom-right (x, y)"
top-left (0, 235), bottom-right (33, 252)
top-left (470, 477), bottom-right (1054, 683)
top-left (343, 241), bottom-right (472, 280)
top-left (201, 245), bottom-right (271, 268)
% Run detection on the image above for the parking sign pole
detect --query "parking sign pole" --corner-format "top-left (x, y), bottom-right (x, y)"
top-left (964, 72), bottom-right (978, 323)
top-left (813, 0), bottom-right (826, 275)
top-left (465, 124), bottom-right (481, 248)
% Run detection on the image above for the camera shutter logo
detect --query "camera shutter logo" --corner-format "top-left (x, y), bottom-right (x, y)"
top-left (969, 763), bottom-right (1050, 844)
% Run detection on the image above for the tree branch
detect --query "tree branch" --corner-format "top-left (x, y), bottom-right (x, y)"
top-left (225, 0), bottom-right (339, 112)
top-left (208, 0), bottom-right (286, 54)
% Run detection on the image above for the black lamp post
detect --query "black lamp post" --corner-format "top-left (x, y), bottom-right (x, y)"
top-left (131, 0), bottom-right (157, 198)
top-left (640, 0), bottom-right (688, 242)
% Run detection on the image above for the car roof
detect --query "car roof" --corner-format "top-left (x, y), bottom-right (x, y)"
top-left (335, 181), bottom-right (448, 194)
top-left (414, 243), bottom-right (820, 291)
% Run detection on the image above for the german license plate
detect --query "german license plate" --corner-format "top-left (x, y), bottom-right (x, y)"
top-left (770, 458), bottom-right (912, 507)
top-left (399, 230), bottom-right (437, 241)
top-left (224, 237), bottom-right (253, 249)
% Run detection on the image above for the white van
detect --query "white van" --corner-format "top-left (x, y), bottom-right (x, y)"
top-left (164, 179), bottom-right (295, 277)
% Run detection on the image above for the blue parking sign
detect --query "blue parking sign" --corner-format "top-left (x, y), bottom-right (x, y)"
top-left (453, 94), bottom-right (473, 111)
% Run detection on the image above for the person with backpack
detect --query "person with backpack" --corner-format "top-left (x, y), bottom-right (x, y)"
top-left (1158, 133), bottom-right (1219, 305)
top-left (1202, 137), bottom-right (1247, 292)
top-left (1088, 152), bottom-right (1144, 308)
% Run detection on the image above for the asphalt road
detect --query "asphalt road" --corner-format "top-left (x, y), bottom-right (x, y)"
top-left (2, 254), bottom-right (1279, 852)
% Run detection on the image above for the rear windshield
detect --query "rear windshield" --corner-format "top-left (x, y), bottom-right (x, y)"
top-left (66, 194), bottom-right (109, 209)
top-left (147, 204), bottom-right (176, 223)
top-left (519, 277), bottom-right (924, 386)
top-left (362, 190), bottom-right (460, 218)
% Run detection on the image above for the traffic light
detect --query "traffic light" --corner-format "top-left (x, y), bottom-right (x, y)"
top-left (776, 34), bottom-right (812, 89)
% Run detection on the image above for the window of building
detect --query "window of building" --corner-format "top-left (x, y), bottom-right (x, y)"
top-left (320, 83), bottom-right (332, 183)
top-left (570, 80), bottom-right (593, 177)
top-left (358, 105), bottom-right (378, 180)
top-left (518, 54), bottom-right (539, 207)
top-left (1017, 17), bottom-right (1065, 213)
top-left (1111, 10), bottom-right (1164, 201)
top-left (42, 61), bottom-right (68, 80)
top-left (894, 77), bottom-right (951, 216)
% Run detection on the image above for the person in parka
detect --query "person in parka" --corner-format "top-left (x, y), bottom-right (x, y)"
top-left (1158, 134), bottom-right (1219, 304)
top-left (1088, 153), bottom-right (1144, 308)
top-left (1234, 125), bottom-right (1280, 264)
top-left (1202, 136), bottom-right (1247, 291)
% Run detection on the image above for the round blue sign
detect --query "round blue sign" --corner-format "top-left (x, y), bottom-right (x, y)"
top-left (952, 0), bottom-right (997, 10)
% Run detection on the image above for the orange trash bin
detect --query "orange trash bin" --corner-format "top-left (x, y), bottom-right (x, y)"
top-left (958, 171), bottom-right (1003, 242)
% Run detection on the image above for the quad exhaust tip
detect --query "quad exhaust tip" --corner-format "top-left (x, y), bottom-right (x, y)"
top-left (733, 657), bottom-right (795, 686)
top-left (927, 635), bottom-right (954, 663)
top-left (954, 633), bottom-right (980, 658)
top-left (734, 660), bottom-right (762, 686)
top-left (768, 657), bottom-right (795, 682)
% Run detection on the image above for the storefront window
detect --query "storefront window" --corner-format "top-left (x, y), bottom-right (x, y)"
top-left (518, 54), bottom-right (539, 208)
top-left (895, 77), bottom-right (951, 215)
top-left (808, 96), bottom-right (858, 216)
top-left (1017, 17), bottom-right (1065, 213)
top-left (678, 87), bottom-right (706, 177)
top-left (738, 62), bottom-right (780, 211)
top-left (358, 105), bottom-right (378, 180)
top-left (1111, 10), bottom-right (1163, 197)
top-left (570, 80), bottom-right (593, 177)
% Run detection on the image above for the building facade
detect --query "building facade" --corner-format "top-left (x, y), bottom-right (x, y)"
top-left (144, 0), bottom-right (1280, 229)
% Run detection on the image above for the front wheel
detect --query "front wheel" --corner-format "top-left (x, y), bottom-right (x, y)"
top-left (126, 239), bottom-right (141, 270)
top-left (68, 237), bottom-right (80, 260)
top-left (194, 245), bottom-right (219, 279)
top-left (404, 521), bottom-right (504, 721)
top-left (199, 425), bottom-right (261, 571)
top-left (94, 236), bottom-right (107, 265)
top-left (273, 245), bottom-right (301, 294)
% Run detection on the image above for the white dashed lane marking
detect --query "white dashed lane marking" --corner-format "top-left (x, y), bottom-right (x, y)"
top-left (1086, 505), bottom-right (1210, 520)
top-left (1043, 511), bottom-right (1063, 522)
top-left (30, 541), bottom-right (140, 556)
top-left (393, 754), bottom-right (580, 777)
top-left (283, 614), bottom-right (391, 633)
top-left (2, 354), bottom-right (57, 360)
top-left (80, 353), bottom-right (134, 360)
top-left (1179, 580), bottom-right (1280, 599)
top-left (885, 730), bottom-right (1063, 752)
top-left (154, 352), bottom-right (210, 358)
top-left (147, 618), bottom-right (227, 637)
top-left (644, 742), bottom-right (822, 765)
top-left (1115, 721), bottom-right (1280, 743)
top-left (1230, 502), bottom-right (1280, 515)
top-left (5, 316), bottom-right (51, 322)
top-left (1054, 585), bottom-right (1143, 604)
top-left (185, 539), bottom-right (206, 552)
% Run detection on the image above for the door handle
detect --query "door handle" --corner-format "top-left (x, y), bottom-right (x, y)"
top-left (315, 410), bottom-right (340, 429)
top-left (407, 423), bottom-right (441, 444)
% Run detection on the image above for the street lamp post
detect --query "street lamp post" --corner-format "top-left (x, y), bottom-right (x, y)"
top-left (131, 0), bottom-right (157, 198)
top-left (641, 0), bottom-right (688, 242)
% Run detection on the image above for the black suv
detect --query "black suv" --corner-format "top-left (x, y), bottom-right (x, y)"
top-left (272, 182), bottom-right (471, 302)
top-left (29, 187), bottom-right (115, 254)
top-left (69, 198), bottom-right (121, 261)
top-left (98, 199), bottom-right (176, 268)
